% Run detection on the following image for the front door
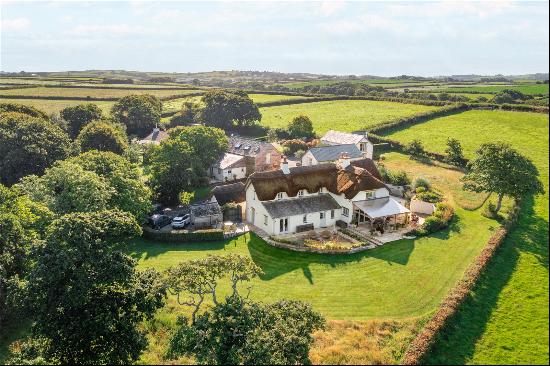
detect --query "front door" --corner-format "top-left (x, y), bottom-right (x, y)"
top-left (279, 218), bottom-right (288, 233)
top-left (320, 211), bottom-right (326, 227)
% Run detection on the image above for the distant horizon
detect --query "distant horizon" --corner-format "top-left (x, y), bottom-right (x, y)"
top-left (1, 1), bottom-right (549, 75)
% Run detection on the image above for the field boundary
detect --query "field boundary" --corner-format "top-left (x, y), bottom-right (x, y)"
top-left (0, 92), bottom-right (204, 103)
top-left (401, 199), bottom-right (522, 365)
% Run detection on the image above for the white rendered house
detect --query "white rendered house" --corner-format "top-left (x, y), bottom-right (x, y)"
top-left (301, 143), bottom-right (364, 166)
top-left (320, 130), bottom-right (374, 159)
top-left (245, 154), bottom-right (409, 236)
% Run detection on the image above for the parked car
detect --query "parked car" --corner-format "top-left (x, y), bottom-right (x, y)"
top-left (148, 214), bottom-right (172, 230)
top-left (171, 214), bottom-right (191, 229)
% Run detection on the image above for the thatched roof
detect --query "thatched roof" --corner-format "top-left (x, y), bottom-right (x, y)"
top-left (247, 158), bottom-right (387, 201)
top-left (211, 182), bottom-right (246, 205)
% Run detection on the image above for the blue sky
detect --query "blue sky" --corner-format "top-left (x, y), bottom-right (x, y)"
top-left (1, 1), bottom-right (548, 76)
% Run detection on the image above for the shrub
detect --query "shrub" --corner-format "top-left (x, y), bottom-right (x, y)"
top-left (406, 139), bottom-right (426, 158)
top-left (444, 138), bottom-right (467, 167)
top-left (281, 139), bottom-right (309, 155)
top-left (482, 201), bottom-right (499, 219)
top-left (143, 228), bottom-right (224, 242)
top-left (389, 170), bottom-right (411, 186)
top-left (287, 115), bottom-right (315, 139)
top-left (413, 177), bottom-right (431, 190)
top-left (415, 190), bottom-right (442, 203)
top-left (415, 186), bottom-right (427, 193)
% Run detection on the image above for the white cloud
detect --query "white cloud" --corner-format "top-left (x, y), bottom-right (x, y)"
top-left (1, 17), bottom-right (30, 31)
top-left (318, 1), bottom-right (346, 16)
top-left (70, 24), bottom-right (168, 37)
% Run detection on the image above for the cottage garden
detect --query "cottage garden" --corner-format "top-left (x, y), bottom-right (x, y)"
top-left (0, 77), bottom-right (548, 365)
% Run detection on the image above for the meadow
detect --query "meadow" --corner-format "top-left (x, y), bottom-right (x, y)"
top-left (248, 93), bottom-right (313, 104)
top-left (382, 110), bottom-right (549, 364)
top-left (0, 98), bottom-right (115, 115)
top-left (0, 86), bottom-right (200, 99)
top-left (259, 100), bottom-right (441, 134)
top-left (440, 84), bottom-right (549, 95)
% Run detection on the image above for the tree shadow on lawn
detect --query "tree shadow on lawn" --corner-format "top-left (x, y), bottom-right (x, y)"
top-left (424, 195), bottom-right (548, 364)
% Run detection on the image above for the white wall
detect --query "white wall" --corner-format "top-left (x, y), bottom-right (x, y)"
top-left (301, 151), bottom-right (318, 166)
top-left (213, 166), bottom-right (246, 182)
top-left (410, 198), bottom-right (436, 215)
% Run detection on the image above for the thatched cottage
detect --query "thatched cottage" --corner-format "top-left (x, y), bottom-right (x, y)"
top-left (245, 154), bottom-right (409, 235)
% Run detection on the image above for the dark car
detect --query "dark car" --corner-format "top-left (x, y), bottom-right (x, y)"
top-left (148, 214), bottom-right (172, 230)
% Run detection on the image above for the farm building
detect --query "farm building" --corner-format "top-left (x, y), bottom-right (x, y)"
top-left (137, 127), bottom-right (169, 145)
top-left (320, 130), bottom-right (374, 159)
top-left (301, 144), bottom-right (364, 166)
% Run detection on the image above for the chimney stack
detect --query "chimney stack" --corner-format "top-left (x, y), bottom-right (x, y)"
top-left (281, 156), bottom-right (290, 174)
top-left (338, 152), bottom-right (351, 169)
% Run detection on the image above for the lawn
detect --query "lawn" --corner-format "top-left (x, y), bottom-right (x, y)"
top-left (0, 98), bottom-right (115, 115)
top-left (0, 86), bottom-right (199, 99)
top-left (259, 100), bottom-right (441, 135)
top-left (440, 84), bottom-right (549, 95)
top-left (382, 109), bottom-right (549, 364)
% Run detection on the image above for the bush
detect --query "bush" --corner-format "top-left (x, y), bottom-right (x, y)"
top-left (143, 228), bottom-right (224, 242)
top-left (406, 139), bottom-right (426, 158)
top-left (415, 186), bottom-right (427, 193)
top-left (413, 177), bottom-right (431, 190)
top-left (415, 190), bottom-right (442, 203)
top-left (482, 201), bottom-right (499, 219)
top-left (280, 139), bottom-right (309, 155)
top-left (389, 170), bottom-right (411, 186)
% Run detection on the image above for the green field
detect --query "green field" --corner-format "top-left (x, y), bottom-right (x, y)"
top-left (248, 93), bottom-right (313, 104)
top-left (259, 100), bottom-right (441, 134)
top-left (382, 110), bottom-right (549, 364)
top-left (441, 84), bottom-right (549, 95)
top-left (0, 86), bottom-right (199, 99)
top-left (0, 98), bottom-right (115, 115)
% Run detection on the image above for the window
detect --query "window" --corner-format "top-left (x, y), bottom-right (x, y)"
top-left (343, 207), bottom-right (349, 217)
top-left (266, 154), bottom-right (271, 164)
top-left (318, 187), bottom-right (325, 194)
top-left (320, 212), bottom-right (325, 219)
top-left (308, 157), bottom-right (313, 165)
top-left (303, 215), bottom-right (307, 223)
top-left (331, 210), bottom-right (335, 219)
top-left (366, 191), bottom-right (374, 199)
top-left (277, 192), bottom-right (283, 200)
top-left (218, 168), bottom-right (222, 174)
top-left (227, 169), bottom-right (232, 175)
top-left (263, 215), bottom-right (268, 226)
top-left (298, 190), bottom-right (304, 197)
top-left (279, 218), bottom-right (288, 232)
top-left (360, 143), bottom-right (366, 152)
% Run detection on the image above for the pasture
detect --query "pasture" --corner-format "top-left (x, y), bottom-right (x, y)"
top-left (259, 100), bottom-right (441, 134)
top-left (248, 93), bottom-right (313, 104)
top-left (0, 86), bottom-right (200, 99)
top-left (439, 84), bottom-right (549, 95)
top-left (0, 98), bottom-right (115, 115)
top-left (382, 109), bottom-right (549, 364)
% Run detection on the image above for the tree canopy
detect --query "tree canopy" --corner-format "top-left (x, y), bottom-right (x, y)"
top-left (287, 115), bottom-right (315, 139)
top-left (0, 102), bottom-right (49, 120)
top-left (76, 120), bottom-right (129, 155)
top-left (462, 142), bottom-right (544, 212)
top-left (60, 103), bottom-right (103, 138)
top-left (0, 112), bottom-right (72, 186)
top-left (444, 138), bottom-right (467, 166)
top-left (201, 90), bottom-right (261, 129)
top-left (17, 151), bottom-right (152, 220)
top-left (111, 94), bottom-right (162, 137)
top-left (149, 126), bottom-right (227, 204)
top-left (17, 210), bottom-right (166, 364)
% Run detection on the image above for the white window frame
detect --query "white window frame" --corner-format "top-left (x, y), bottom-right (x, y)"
top-left (331, 210), bottom-right (335, 219)
top-left (277, 192), bottom-right (283, 200)
top-left (266, 154), bottom-right (271, 164)
top-left (343, 207), bottom-right (349, 217)
top-left (263, 215), bottom-right (268, 226)
top-left (303, 215), bottom-right (307, 223)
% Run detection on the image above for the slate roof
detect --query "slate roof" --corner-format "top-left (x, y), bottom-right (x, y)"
top-left (211, 182), bottom-right (246, 205)
top-left (138, 128), bottom-right (169, 144)
top-left (261, 194), bottom-right (341, 219)
top-left (321, 130), bottom-right (368, 145)
top-left (228, 136), bottom-right (275, 157)
top-left (218, 153), bottom-right (246, 170)
top-left (247, 158), bottom-right (387, 201)
top-left (308, 144), bottom-right (363, 162)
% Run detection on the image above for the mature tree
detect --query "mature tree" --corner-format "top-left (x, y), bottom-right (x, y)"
top-left (17, 151), bottom-right (151, 220)
top-left (60, 103), bottom-right (103, 138)
top-left (287, 115), bottom-right (315, 139)
top-left (69, 151), bottom-right (152, 220)
top-left (165, 254), bottom-right (261, 324)
top-left (462, 142), bottom-right (544, 212)
top-left (201, 90), bottom-right (261, 129)
top-left (444, 138), bottom-right (467, 166)
top-left (149, 126), bottom-right (227, 204)
top-left (0, 102), bottom-right (49, 119)
top-left (169, 101), bottom-right (202, 128)
top-left (165, 255), bottom-right (325, 365)
top-left (0, 112), bottom-right (72, 186)
top-left (19, 210), bottom-right (166, 365)
top-left (0, 184), bottom-right (53, 326)
top-left (76, 120), bottom-right (129, 154)
top-left (111, 94), bottom-right (162, 137)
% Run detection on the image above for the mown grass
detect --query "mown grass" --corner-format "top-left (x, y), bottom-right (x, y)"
top-left (0, 87), bottom-right (199, 99)
top-left (383, 109), bottom-right (549, 364)
top-left (440, 84), bottom-right (549, 95)
top-left (259, 100), bottom-right (441, 135)
top-left (0, 98), bottom-right (115, 115)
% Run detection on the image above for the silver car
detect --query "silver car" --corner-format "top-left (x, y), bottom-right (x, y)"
top-left (171, 214), bottom-right (190, 229)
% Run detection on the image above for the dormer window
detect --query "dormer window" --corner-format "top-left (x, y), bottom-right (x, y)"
top-left (298, 190), bottom-right (304, 197)
top-left (277, 192), bottom-right (283, 200)
top-left (366, 191), bottom-right (375, 199)
top-left (318, 187), bottom-right (325, 194)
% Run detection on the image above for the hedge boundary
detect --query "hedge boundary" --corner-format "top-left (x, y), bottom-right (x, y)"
top-left (142, 227), bottom-right (224, 242)
top-left (401, 199), bottom-right (522, 365)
